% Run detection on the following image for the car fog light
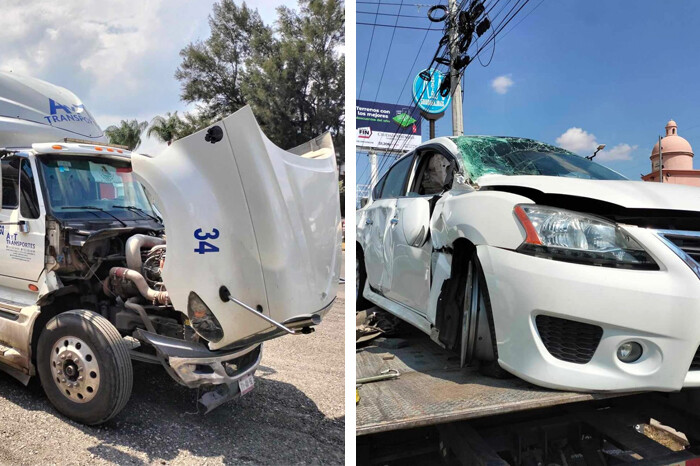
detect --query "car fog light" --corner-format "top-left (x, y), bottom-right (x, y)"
top-left (617, 342), bottom-right (642, 363)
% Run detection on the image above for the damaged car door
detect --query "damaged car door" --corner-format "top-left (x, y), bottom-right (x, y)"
top-left (132, 106), bottom-right (341, 350)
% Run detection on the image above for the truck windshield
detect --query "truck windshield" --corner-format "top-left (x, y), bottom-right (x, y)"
top-left (38, 156), bottom-right (157, 221)
top-left (452, 136), bottom-right (627, 181)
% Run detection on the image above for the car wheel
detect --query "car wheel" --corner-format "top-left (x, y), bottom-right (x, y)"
top-left (37, 309), bottom-right (133, 425)
top-left (356, 252), bottom-right (373, 311)
top-left (461, 252), bottom-right (511, 378)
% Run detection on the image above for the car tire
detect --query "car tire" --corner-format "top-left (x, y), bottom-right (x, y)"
top-left (37, 309), bottom-right (133, 425)
top-left (462, 252), bottom-right (512, 379)
top-left (356, 252), bottom-right (373, 311)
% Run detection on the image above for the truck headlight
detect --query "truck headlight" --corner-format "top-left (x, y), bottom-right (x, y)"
top-left (514, 205), bottom-right (658, 270)
top-left (187, 291), bottom-right (224, 342)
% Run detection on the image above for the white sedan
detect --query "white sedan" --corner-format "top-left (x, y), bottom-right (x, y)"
top-left (356, 135), bottom-right (700, 392)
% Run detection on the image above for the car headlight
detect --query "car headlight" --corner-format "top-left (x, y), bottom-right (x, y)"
top-left (513, 205), bottom-right (658, 270)
top-left (187, 291), bottom-right (224, 342)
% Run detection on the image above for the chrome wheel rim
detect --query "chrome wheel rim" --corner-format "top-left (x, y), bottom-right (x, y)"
top-left (50, 336), bottom-right (101, 403)
top-left (461, 261), bottom-right (480, 368)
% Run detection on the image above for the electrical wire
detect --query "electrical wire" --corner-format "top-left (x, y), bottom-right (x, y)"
top-left (357, 10), bottom-right (429, 18)
top-left (357, 22), bottom-right (437, 30)
top-left (358, 0), bottom-right (536, 183)
top-left (373, 0), bottom-right (406, 102)
top-left (358, 0), bottom-right (382, 99)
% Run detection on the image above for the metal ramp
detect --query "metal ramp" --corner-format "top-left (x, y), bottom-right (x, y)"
top-left (356, 332), bottom-right (628, 436)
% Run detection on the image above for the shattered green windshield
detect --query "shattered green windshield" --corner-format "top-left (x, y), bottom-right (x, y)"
top-left (451, 136), bottom-right (627, 181)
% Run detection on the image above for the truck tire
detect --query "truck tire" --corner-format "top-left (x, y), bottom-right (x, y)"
top-left (356, 251), bottom-right (373, 311)
top-left (463, 252), bottom-right (511, 379)
top-left (37, 309), bottom-right (133, 425)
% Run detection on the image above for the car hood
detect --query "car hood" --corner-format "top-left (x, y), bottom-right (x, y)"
top-left (476, 175), bottom-right (700, 212)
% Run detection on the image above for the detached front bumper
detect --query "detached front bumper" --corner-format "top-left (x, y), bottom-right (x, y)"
top-left (134, 329), bottom-right (262, 410)
top-left (477, 226), bottom-right (700, 393)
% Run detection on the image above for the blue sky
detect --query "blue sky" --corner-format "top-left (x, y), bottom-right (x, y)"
top-left (356, 0), bottom-right (700, 186)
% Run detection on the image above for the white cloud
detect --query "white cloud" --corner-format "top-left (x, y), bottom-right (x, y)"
top-left (0, 0), bottom-right (282, 130)
top-left (491, 75), bottom-right (514, 94)
top-left (556, 127), bottom-right (598, 153)
top-left (596, 143), bottom-right (636, 162)
top-left (556, 127), bottom-right (636, 161)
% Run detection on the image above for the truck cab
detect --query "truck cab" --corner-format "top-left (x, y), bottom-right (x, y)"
top-left (0, 72), bottom-right (341, 424)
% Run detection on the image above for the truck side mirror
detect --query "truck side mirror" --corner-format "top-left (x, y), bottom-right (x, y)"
top-left (360, 197), bottom-right (369, 208)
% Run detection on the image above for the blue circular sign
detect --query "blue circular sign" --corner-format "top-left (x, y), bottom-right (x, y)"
top-left (412, 68), bottom-right (451, 114)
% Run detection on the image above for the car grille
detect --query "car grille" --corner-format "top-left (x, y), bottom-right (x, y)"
top-left (658, 230), bottom-right (700, 279)
top-left (664, 234), bottom-right (700, 263)
top-left (535, 315), bottom-right (603, 364)
top-left (690, 346), bottom-right (700, 371)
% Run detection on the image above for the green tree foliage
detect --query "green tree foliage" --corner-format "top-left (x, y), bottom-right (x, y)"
top-left (175, 0), bottom-right (345, 164)
top-left (176, 111), bottom-right (214, 138)
top-left (104, 119), bottom-right (148, 150)
top-left (147, 112), bottom-right (182, 145)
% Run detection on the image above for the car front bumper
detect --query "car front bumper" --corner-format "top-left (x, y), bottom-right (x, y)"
top-left (477, 226), bottom-right (700, 392)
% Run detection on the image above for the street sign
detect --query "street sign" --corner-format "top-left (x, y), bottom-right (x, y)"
top-left (412, 69), bottom-right (451, 114)
top-left (356, 100), bottom-right (422, 152)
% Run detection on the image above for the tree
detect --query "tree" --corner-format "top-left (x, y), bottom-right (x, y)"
top-left (104, 119), bottom-right (148, 150)
top-left (175, 0), bottom-right (345, 164)
top-left (176, 111), bottom-right (213, 138)
top-left (147, 112), bottom-right (182, 145)
top-left (175, 1), bottom-right (268, 118)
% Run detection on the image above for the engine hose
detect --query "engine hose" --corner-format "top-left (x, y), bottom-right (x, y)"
top-left (126, 234), bottom-right (165, 271)
top-left (125, 297), bottom-right (157, 334)
top-left (108, 267), bottom-right (169, 305)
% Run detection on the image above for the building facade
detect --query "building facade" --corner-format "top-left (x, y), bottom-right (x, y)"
top-left (642, 120), bottom-right (700, 186)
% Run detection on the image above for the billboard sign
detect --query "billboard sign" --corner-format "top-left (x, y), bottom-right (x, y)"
top-left (356, 100), bottom-right (422, 152)
top-left (412, 68), bottom-right (451, 114)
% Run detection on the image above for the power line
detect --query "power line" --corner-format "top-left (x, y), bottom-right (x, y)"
top-left (357, 21), bottom-right (438, 30)
top-left (357, 0), bottom-right (382, 99)
top-left (358, 10), bottom-right (428, 18)
top-left (373, 0), bottom-right (406, 103)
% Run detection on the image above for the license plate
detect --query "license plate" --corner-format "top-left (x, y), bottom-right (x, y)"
top-left (238, 375), bottom-right (255, 396)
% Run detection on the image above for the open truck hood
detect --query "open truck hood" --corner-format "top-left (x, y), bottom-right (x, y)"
top-left (131, 106), bottom-right (341, 350)
top-left (477, 175), bottom-right (700, 212)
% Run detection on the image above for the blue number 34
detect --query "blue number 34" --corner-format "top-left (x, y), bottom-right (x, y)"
top-left (194, 228), bottom-right (220, 254)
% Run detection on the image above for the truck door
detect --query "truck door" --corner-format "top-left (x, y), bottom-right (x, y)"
top-left (132, 106), bottom-right (341, 350)
top-left (0, 157), bottom-right (46, 301)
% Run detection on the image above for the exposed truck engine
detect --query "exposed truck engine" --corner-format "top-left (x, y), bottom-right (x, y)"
top-left (0, 71), bottom-right (341, 424)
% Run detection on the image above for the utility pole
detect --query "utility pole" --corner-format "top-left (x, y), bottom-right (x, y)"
top-left (369, 151), bottom-right (378, 189)
top-left (449, 0), bottom-right (463, 136)
top-left (658, 136), bottom-right (663, 183)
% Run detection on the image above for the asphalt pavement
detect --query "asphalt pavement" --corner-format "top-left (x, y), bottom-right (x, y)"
top-left (0, 255), bottom-right (345, 465)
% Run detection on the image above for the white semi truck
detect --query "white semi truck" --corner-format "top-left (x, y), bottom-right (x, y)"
top-left (0, 72), bottom-right (341, 424)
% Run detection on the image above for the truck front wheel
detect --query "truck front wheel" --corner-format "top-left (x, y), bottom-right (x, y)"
top-left (37, 310), bottom-right (133, 425)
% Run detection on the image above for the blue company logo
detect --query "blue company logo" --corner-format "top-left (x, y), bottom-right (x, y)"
top-left (43, 98), bottom-right (94, 125)
top-left (412, 69), bottom-right (451, 114)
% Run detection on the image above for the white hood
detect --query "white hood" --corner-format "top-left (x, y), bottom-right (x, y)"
top-left (477, 175), bottom-right (700, 212)
top-left (132, 106), bottom-right (341, 349)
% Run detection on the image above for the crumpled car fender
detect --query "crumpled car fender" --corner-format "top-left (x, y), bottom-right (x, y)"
top-left (430, 189), bottom-right (533, 251)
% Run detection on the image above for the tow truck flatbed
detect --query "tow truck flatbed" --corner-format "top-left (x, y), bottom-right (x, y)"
top-left (356, 320), bottom-right (628, 436)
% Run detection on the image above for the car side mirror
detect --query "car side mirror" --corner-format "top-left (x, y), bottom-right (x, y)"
top-left (18, 220), bottom-right (29, 233)
top-left (360, 197), bottom-right (369, 208)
